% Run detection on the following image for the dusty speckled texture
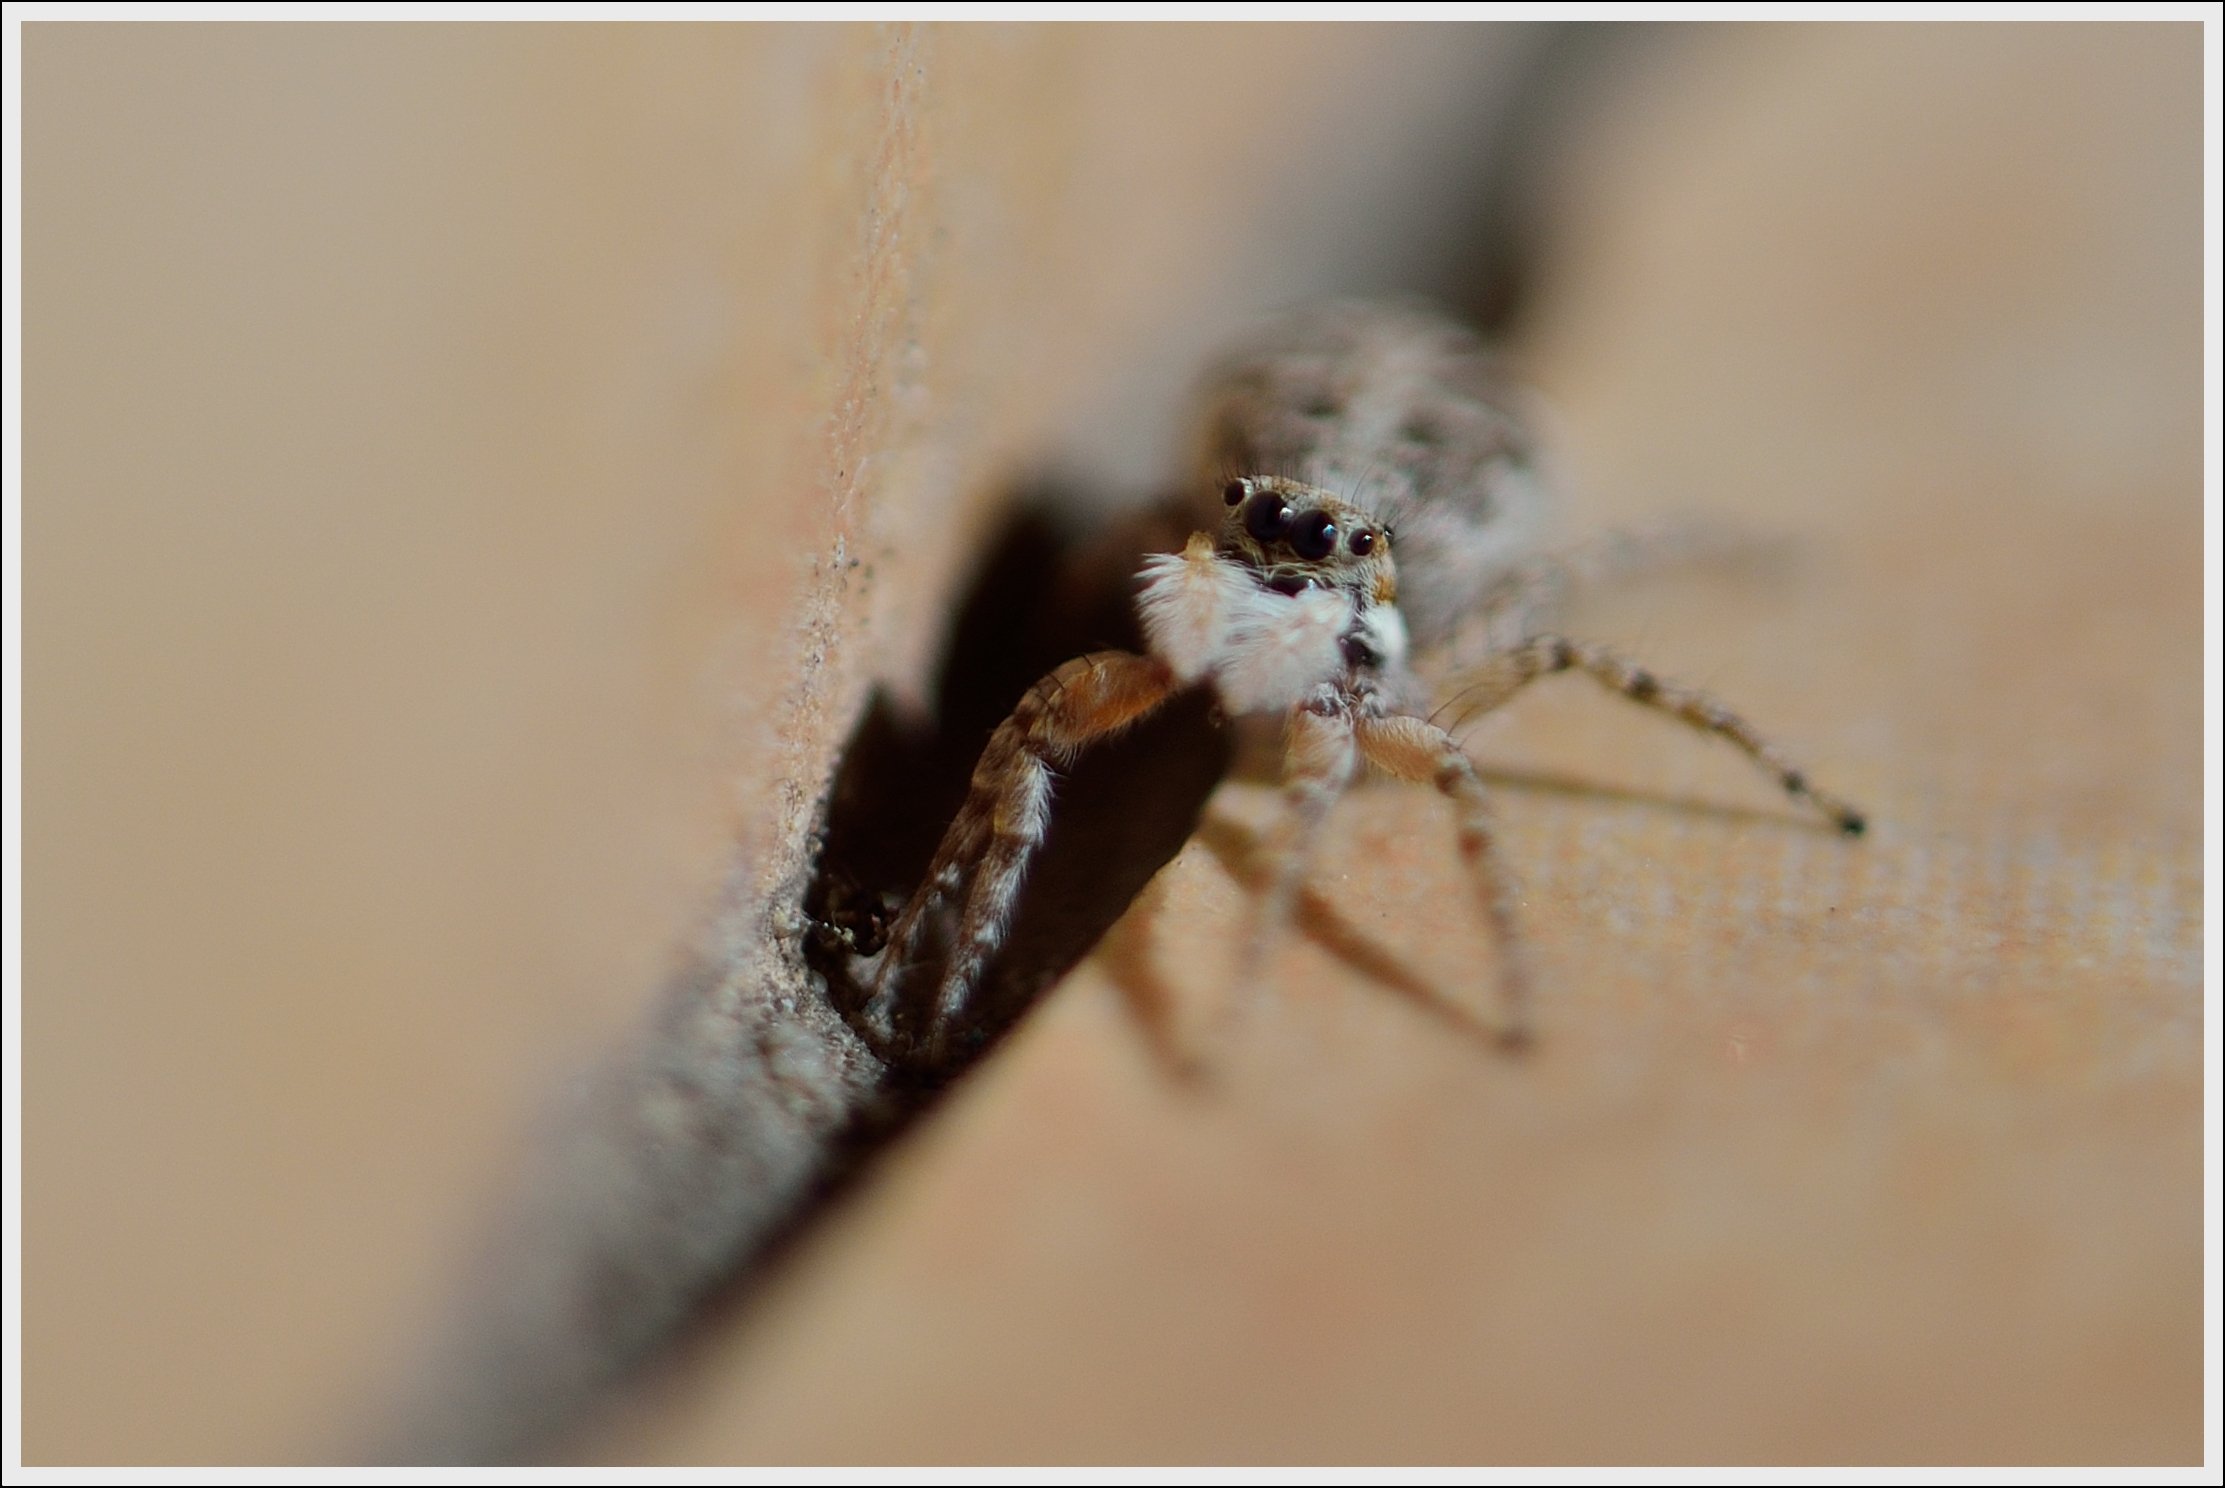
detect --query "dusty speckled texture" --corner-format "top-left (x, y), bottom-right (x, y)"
top-left (579, 26), bottom-right (2205, 1466)
top-left (23, 21), bottom-right (2202, 1467)
top-left (24, 21), bottom-right (1540, 1463)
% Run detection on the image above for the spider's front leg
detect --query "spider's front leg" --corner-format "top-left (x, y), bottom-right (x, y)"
top-left (861, 650), bottom-right (1181, 1067)
top-left (1356, 712), bottom-right (1534, 1047)
top-left (1217, 690), bottom-right (1360, 1047)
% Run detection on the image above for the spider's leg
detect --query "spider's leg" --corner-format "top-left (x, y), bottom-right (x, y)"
top-left (1356, 713), bottom-right (1534, 1048)
top-left (866, 650), bottom-right (1180, 1065)
top-left (1418, 561), bottom-right (1564, 681)
top-left (1220, 694), bottom-right (1359, 1044)
top-left (1418, 518), bottom-right (1786, 682)
top-left (1451, 634), bottom-right (1867, 834)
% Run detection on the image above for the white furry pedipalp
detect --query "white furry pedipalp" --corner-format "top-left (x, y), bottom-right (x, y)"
top-left (1137, 534), bottom-right (1358, 714)
top-left (1137, 534), bottom-right (1254, 683)
top-left (1217, 585), bottom-right (1354, 714)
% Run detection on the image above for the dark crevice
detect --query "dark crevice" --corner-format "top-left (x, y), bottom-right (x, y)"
top-left (608, 484), bottom-right (1235, 1408)
top-left (1419, 23), bottom-right (1682, 342)
top-left (802, 483), bottom-right (1230, 1067)
top-left (396, 27), bottom-right (1683, 1463)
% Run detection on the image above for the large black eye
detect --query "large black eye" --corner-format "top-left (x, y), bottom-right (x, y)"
top-left (1348, 528), bottom-right (1376, 557)
top-left (1291, 509), bottom-right (1338, 560)
top-left (1243, 491), bottom-right (1294, 543)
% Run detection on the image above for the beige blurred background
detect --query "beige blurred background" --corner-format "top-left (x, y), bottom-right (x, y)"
top-left (22, 22), bottom-right (2206, 1465)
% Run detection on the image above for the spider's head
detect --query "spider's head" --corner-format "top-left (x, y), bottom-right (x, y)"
top-left (1217, 476), bottom-right (1398, 610)
top-left (1137, 477), bottom-right (1407, 703)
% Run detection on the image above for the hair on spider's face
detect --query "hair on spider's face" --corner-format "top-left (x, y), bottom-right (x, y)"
top-left (1219, 475), bottom-right (1397, 606)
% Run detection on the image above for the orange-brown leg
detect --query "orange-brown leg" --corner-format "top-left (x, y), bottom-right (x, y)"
top-left (1357, 713), bottom-right (1534, 1047)
top-left (864, 650), bottom-right (1180, 1063)
top-left (1215, 698), bottom-right (1360, 1050)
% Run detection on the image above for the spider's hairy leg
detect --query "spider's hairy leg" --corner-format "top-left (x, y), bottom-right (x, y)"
top-left (1220, 695), bottom-right (1359, 1045)
top-left (1463, 634), bottom-right (1868, 834)
top-left (864, 650), bottom-right (1181, 1064)
top-left (1418, 519), bottom-right (1791, 682)
top-left (1416, 553), bottom-right (1579, 682)
top-left (1357, 713), bottom-right (1534, 1048)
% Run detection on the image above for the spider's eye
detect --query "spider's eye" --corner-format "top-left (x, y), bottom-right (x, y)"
top-left (1291, 509), bottom-right (1338, 561)
top-left (1243, 491), bottom-right (1294, 543)
top-left (1348, 528), bottom-right (1376, 557)
top-left (1222, 479), bottom-right (1247, 507)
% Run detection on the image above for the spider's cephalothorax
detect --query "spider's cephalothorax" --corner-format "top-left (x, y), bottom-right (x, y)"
top-left (846, 300), bottom-right (1866, 1072)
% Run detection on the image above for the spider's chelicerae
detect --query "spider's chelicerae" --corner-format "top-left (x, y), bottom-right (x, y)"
top-left (850, 301), bottom-right (1864, 1068)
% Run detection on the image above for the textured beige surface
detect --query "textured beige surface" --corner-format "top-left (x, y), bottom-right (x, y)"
top-left (22, 21), bottom-right (2203, 1467)
top-left (24, 22), bottom-right (1527, 1462)
top-left (584, 26), bottom-right (2206, 1465)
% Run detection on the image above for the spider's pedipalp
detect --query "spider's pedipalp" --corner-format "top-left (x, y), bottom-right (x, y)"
top-left (1218, 587), bottom-right (1356, 714)
top-left (1137, 517), bottom-right (1373, 717)
top-left (1137, 533), bottom-right (1252, 684)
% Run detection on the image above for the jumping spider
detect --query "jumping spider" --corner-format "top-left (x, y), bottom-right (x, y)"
top-left (844, 301), bottom-right (1865, 1070)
